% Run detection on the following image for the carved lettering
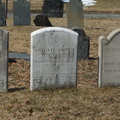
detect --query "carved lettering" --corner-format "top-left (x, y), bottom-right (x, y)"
top-left (105, 48), bottom-right (120, 52)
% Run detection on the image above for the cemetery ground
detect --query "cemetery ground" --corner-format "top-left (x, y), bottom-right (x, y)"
top-left (0, 17), bottom-right (119, 119)
top-left (0, 0), bottom-right (120, 119)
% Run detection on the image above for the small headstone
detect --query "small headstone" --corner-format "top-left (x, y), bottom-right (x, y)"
top-left (72, 28), bottom-right (89, 60)
top-left (42, 0), bottom-right (64, 17)
top-left (66, 0), bottom-right (84, 28)
top-left (30, 27), bottom-right (78, 91)
top-left (13, 0), bottom-right (31, 26)
top-left (0, 29), bottom-right (9, 92)
top-left (98, 29), bottom-right (120, 87)
top-left (0, 0), bottom-right (6, 26)
top-left (33, 15), bottom-right (52, 26)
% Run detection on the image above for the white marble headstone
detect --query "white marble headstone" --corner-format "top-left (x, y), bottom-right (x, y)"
top-left (30, 27), bottom-right (78, 91)
top-left (98, 29), bottom-right (120, 87)
top-left (0, 29), bottom-right (8, 92)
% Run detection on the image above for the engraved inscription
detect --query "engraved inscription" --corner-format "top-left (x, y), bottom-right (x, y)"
top-left (105, 48), bottom-right (120, 52)
top-left (33, 48), bottom-right (75, 62)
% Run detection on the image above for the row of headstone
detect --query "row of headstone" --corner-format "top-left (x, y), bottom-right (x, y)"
top-left (0, 26), bottom-right (89, 92)
top-left (0, 0), bottom-right (30, 26)
top-left (0, 0), bottom-right (84, 27)
top-left (1, 26), bottom-right (120, 92)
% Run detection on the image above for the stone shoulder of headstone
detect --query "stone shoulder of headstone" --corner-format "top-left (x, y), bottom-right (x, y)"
top-left (72, 27), bottom-right (90, 60)
top-left (33, 15), bottom-right (52, 26)
top-left (98, 28), bottom-right (120, 87)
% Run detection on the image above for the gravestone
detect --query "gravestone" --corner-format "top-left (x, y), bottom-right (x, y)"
top-left (33, 15), bottom-right (52, 26)
top-left (98, 29), bottom-right (120, 87)
top-left (0, 29), bottom-right (9, 92)
top-left (13, 0), bottom-right (31, 26)
top-left (0, 0), bottom-right (6, 26)
top-left (72, 28), bottom-right (89, 60)
top-left (66, 0), bottom-right (84, 28)
top-left (30, 27), bottom-right (78, 91)
top-left (42, 0), bottom-right (64, 17)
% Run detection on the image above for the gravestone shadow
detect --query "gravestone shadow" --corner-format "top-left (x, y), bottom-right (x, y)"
top-left (8, 87), bottom-right (26, 92)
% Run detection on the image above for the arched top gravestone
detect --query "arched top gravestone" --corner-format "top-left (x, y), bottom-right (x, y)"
top-left (30, 27), bottom-right (78, 91)
top-left (0, 29), bottom-right (9, 92)
top-left (98, 29), bottom-right (120, 87)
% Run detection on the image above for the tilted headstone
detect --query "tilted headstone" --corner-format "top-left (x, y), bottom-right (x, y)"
top-left (0, 29), bottom-right (9, 92)
top-left (98, 29), bottom-right (120, 87)
top-left (72, 28), bottom-right (89, 60)
top-left (33, 15), bottom-right (52, 26)
top-left (13, 0), bottom-right (31, 26)
top-left (30, 27), bottom-right (78, 91)
top-left (42, 0), bottom-right (64, 17)
top-left (0, 0), bottom-right (6, 26)
top-left (66, 0), bottom-right (84, 28)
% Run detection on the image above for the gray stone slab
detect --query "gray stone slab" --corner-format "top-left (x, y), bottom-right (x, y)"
top-left (98, 29), bottom-right (120, 87)
top-left (13, 0), bottom-right (31, 26)
top-left (42, 0), bottom-right (64, 17)
top-left (30, 27), bottom-right (78, 91)
top-left (0, 0), bottom-right (6, 26)
top-left (72, 28), bottom-right (89, 60)
top-left (9, 52), bottom-right (30, 61)
top-left (0, 29), bottom-right (9, 92)
top-left (66, 0), bottom-right (84, 29)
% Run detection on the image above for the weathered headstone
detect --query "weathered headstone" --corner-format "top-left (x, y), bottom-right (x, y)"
top-left (30, 27), bottom-right (78, 91)
top-left (0, 29), bottom-right (9, 92)
top-left (42, 0), bottom-right (64, 17)
top-left (66, 0), bottom-right (84, 28)
top-left (0, 0), bottom-right (6, 26)
top-left (98, 29), bottom-right (120, 87)
top-left (33, 15), bottom-right (52, 26)
top-left (13, 0), bottom-right (31, 26)
top-left (72, 28), bottom-right (89, 60)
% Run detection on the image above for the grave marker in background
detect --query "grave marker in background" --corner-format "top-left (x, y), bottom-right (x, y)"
top-left (31, 27), bottom-right (78, 91)
top-left (0, 0), bottom-right (6, 26)
top-left (72, 28), bottom-right (89, 60)
top-left (0, 29), bottom-right (9, 92)
top-left (98, 29), bottom-right (120, 87)
top-left (13, 0), bottom-right (31, 26)
top-left (66, 0), bottom-right (84, 28)
top-left (42, 0), bottom-right (64, 17)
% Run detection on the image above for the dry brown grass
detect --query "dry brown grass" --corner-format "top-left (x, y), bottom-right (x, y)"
top-left (0, 0), bottom-right (120, 119)
top-left (85, 0), bottom-right (120, 12)
top-left (0, 18), bottom-right (119, 120)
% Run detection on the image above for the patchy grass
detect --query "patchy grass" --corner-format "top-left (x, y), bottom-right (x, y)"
top-left (0, 0), bottom-right (120, 119)
top-left (0, 17), bottom-right (119, 120)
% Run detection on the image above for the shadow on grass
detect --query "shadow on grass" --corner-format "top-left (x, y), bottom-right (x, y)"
top-left (8, 87), bottom-right (26, 92)
top-left (89, 57), bottom-right (98, 60)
